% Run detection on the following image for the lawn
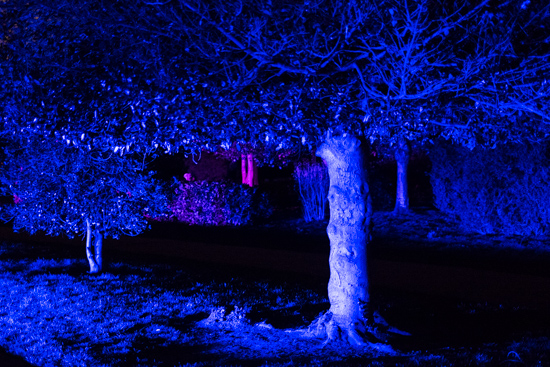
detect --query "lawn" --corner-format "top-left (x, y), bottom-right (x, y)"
top-left (0, 241), bottom-right (331, 366)
top-left (0, 211), bottom-right (550, 366)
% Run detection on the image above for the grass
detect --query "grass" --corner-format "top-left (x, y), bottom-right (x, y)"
top-left (0, 241), bottom-right (334, 366)
top-left (0, 239), bottom-right (549, 366)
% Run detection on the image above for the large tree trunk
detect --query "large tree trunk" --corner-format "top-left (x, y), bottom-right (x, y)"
top-left (85, 220), bottom-right (103, 274)
top-left (241, 153), bottom-right (258, 187)
top-left (311, 132), bottom-right (375, 345)
top-left (393, 137), bottom-right (410, 215)
top-left (304, 132), bottom-right (399, 350)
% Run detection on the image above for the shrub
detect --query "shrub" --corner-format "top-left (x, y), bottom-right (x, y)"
top-left (430, 142), bottom-right (550, 236)
top-left (170, 181), bottom-right (271, 226)
top-left (294, 161), bottom-right (329, 222)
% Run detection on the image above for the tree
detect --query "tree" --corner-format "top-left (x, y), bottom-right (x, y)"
top-left (0, 138), bottom-right (167, 273)
top-left (215, 144), bottom-right (261, 187)
top-left (2, 0), bottom-right (549, 348)
top-left (215, 143), bottom-right (301, 187)
top-left (363, 0), bottom-right (550, 214)
top-left (150, 0), bottom-right (549, 346)
top-left (313, 132), bottom-right (374, 344)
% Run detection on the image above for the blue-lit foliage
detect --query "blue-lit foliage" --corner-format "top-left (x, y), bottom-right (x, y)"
top-left (0, 138), bottom-right (167, 240)
top-left (0, 0), bottom-right (202, 154)
top-left (430, 142), bottom-right (550, 236)
top-left (1, 0), bottom-right (548, 157)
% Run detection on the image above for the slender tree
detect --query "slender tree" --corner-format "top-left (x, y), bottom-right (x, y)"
top-left (0, 138), bottom-right (167, 273)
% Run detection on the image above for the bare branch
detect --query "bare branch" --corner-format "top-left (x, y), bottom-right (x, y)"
top-left (141, 0), bottom-right (172, 5)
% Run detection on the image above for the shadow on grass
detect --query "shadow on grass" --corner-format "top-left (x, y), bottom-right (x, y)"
top-left (248, 302), bottom-right (329, 329)
top-left (112, 342), bottom-right (214, 367)
top-left (375, 289), bottom-right (550, 352)
top-left (0, 347), bottom-right (36, 367)
top-left (90, 313), bottom-right (222, 367)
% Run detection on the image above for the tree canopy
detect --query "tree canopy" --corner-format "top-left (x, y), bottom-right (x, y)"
top-left (1, 0), bottom-right (548, 157)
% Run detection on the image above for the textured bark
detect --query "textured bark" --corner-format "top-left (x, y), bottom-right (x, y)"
top-left (393, 137), bottom-right (410, 215)
top-left (93, 229), bottom-right (103, 272)
top-left (241, 153), bottom-right (258, 187)
top-left (313, 132), bottom-right (374, 345)
top-left (85, 219), bottom-right (103, 274)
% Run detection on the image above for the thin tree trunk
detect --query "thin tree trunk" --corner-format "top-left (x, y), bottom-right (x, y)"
top-left (85, 219), bottom-right (102, 274)
top-left (393, 137), bottom-right (410, 215)
top-left (93, 229), bottom-right (103, 273)
top-left (241, 153), bottom-right (258, 187)
top-left (312, 132), bottom-right (374, 345)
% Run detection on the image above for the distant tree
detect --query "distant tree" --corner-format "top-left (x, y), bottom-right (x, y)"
top-left (0, 138), bottom-right (167, 273)
top-left (215, 143), bottom-right (300, 187)
top-left (1, 0), bottom-right (549, 348)
top-left (214, 144), bottom-right (261, 187)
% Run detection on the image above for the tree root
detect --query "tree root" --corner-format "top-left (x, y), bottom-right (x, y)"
top-left (287, 311), bottom-right (408, 354)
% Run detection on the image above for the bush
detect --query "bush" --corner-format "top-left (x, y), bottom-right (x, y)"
top-left (294, 161), bottom-right (329, 222)
top-left (430, 142), bottom-right (550, 236)
top-left (170, 181), bottom-right (272, 226)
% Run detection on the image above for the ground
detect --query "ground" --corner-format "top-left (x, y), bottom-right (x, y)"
top-left (0, 209), bottom-right (549, 366)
